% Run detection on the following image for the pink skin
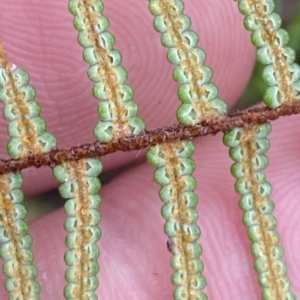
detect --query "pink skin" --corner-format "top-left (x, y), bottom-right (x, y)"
top-left (0, 0), bottom-right (299, 299)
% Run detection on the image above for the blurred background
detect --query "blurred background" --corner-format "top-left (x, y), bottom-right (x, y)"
top-left (24, 0), bottom-right (300, 221)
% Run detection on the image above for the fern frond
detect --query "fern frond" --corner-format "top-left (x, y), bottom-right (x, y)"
top-left (68, 0), bottom-right (146, 142)
top-left (223, 123), bottom-right (295, 299)
top-left (221, 1), bottom-right (300, 298)
top-left (146, 0), bottom-right (231, 298)
top-left (0, 172), bottom-right (41, 299)
top-left (235, 0), bottom-right (300, 108)
top-left (1, 0), bottom-right (299, 298)
top-left (0, 45), bottom-right (56, 158)
top-left (147, 141), bottom-right (207, 299)
top-left (149, 0), bottom-right (227, 126)
top-left (57, 1), bottom-right (148, 298)
top-left (54, 158), bottom-right (102, 299)
top-left (0, 42), bottom-right (57, 299)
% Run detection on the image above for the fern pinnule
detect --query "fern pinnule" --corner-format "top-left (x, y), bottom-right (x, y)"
top-left (0, 42), bottom-right (57, 299)
top-left (0, 44), bottom-right (56, 159)
top-left (0, 172), bottom-right (41, 299)
top-left (235, 0), bottom-right (300, 108)
top-left (146, 0), bottom-right (230, 298)
top-left (221, 1), bottom-right (300, 298)
top-left (54, 1), bottom-right (148, 299)
top-left (54, 158), bottom-right (102, 299)
top-left (223, 123), bottom-right (295, 299)
top-left (148, 0), bottom-right (227, 126)
top-left (68, 0), bottom-right (146, 143)
top-left (147, 140), bottom-right (207, 299)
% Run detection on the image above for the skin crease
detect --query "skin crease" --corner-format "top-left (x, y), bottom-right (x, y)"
top-left (0, 0), bottom-right (299, 299)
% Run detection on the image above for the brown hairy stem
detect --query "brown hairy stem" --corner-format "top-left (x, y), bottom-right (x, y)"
top-left (0, 101), bottom-right (299, 175)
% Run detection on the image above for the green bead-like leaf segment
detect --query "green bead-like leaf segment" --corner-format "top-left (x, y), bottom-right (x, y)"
top-left (53, 158), bottom-right (102, 299)
top-left (223, 123), bottom-right (295, 300)
top-left (148, 0), bottom-right (227, 126)
top-left (0, 172), bottom-right (41, 299)
top-left (0, 53), bottom-right (56, 158)
top-left (0, 43), bottom-right (57, 299)
top-left (146, 1), bottom-right (229, 298)
top-left (235, 0), bottom-right (300, 108)
top-left (68, 0), bottom-right (146, 142)
top-left (147, 141), bottom-right (207, 300)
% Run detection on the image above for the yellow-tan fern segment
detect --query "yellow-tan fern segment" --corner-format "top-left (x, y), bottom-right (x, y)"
top-left (76, 0), bottom-right (133, 138)
top-left (239, 125), bottom-right (291, 299)
top-left (159, 142), bottom-right (206, 299)
top-left (0, 174), bottom-right (38, 298)
top-left (0, 43), bottom-right (43, 157)
top-left (248, 0), bottom-right (296, 104)
top-left (61, 159), bottom-right (101, 298)
top-left (157, 0), bottom-right (218, 119)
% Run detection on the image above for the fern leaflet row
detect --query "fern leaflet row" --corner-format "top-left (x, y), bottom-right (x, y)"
top-left (0, 43), bottom-right (57, 299)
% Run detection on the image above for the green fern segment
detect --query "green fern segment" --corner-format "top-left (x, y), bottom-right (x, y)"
top-left (148, 0), bottom-right (227, 126)
top-left (147, 141), bottom-right (207, 300)
top-left (53, 158), bottom-right (102, 299)
top-left (68, 0), bottom-right (146, 142)
top-left (223, 123), bottom-right (295, 300)
top-left (146, 0), bottom-right (231, 298)
top-left (0, 44), bottom-right (58, 299)
top-left (0, 65), bottom-right (56, 158)
top-left (0, 172), bottom-right (41, 299)
top-left (235, 0), bottom-right (300, 108)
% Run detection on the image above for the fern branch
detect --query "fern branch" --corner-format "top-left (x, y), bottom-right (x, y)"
top-left (0, 172), bottom-right (41, 299)
top-left (54, 159), bottom-right (102, 299)
top-left (0, 45), bottom-right (56, 159)
top-left (223, 123), bottom-right (295, 299)
top-left (68, 0), bottom-right (146, 142)
top-left (58, 1), bottom-right (148, 299)
top-left (147, 141), bottom-right (207, 299)
top-left (0, 101), bottom-right (299, 175)
top-left (223, 1), bottom-right (300, 297)
top-left (146, 0), bottom-right (231, 297)
top-left (149, 0), bottom-right (227, 125)
top-left (235, 0), bottom-right (300, 108)
top-left (0, 42), bottom-right (57, 299)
